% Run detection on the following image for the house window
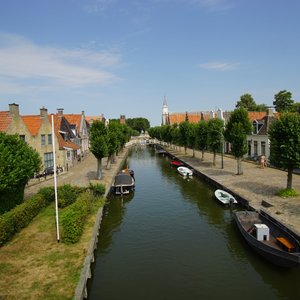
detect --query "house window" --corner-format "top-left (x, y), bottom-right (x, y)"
top-left (19, 135), bottom-right (25, 142)
top-left (41, 134), bottom-right (46, 145)
top-left (253, 121), bottom-right (258, 134)
top-left (254, 141), bottom-right (258, 156)
top-left (247, 140), bottom-right (251, 156)
top-left (48, 134), bottom-right (52, 145)
top-left (261, 141), bottom-right (266, 156)
top-left (66, 151), bottom-right (71, 161)
top-left (44, 152), bottom-right (54, 169)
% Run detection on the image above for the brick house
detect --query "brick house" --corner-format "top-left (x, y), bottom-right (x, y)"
top-left (58, 109), bottom-right (90, 160)
top-left (0, 103), bottom-right (80, 173)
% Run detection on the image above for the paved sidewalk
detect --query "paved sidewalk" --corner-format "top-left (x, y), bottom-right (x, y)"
top-left (166, 146), bottom-right (300, 237)
top-left (24, 148), bottom-right (129, 199)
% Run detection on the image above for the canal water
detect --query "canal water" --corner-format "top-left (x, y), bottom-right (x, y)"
top-left (87, 146), bottom-right (300, 300)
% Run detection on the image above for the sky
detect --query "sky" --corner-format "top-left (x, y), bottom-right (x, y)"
top-left (0, 0), bottom-right (300, 126)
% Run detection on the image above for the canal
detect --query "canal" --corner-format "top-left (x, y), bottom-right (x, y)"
top-left (87, 146), bottom-right (300, 300)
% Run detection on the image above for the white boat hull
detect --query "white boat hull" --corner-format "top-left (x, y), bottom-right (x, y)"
top-left (177, 166), bottom-right (193, 177)
top-left (214, 189), bottom-right (237, 205)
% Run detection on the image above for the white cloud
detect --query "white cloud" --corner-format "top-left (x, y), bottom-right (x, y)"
top-left (0, 33), bottom-right (122, 92)
top-left (198, 61), bottom-right (238, 71)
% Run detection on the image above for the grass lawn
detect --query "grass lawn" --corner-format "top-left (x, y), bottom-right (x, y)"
top-left (0, 198), bottom-right (105, 300)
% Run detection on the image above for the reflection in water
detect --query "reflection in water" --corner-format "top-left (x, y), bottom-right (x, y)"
top-left (88, 147), bottom-right (300, 300)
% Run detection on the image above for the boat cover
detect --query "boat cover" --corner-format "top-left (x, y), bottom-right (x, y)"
top-left (113, 174), bottom-right (134, 186)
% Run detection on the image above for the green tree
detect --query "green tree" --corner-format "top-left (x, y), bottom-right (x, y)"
top-left (0, 133), bottom-right (41, 212)
top-left (224, 108), bottom-right (252, 174)
top-left (196, 121), bottom-right (208, 160)
top-left (273, 90), bottom-right (294, 113)
top-left (89, 121), bottom-right (109, 179)
top-left (236, 94), bottom-right (257, 111)
top-left (207, 118), bottom-right (224, 166)
top-left (187, 123), bottom-right (197, 157)
top-left (291, 102), bottom-right (300, 114)
top-left (106, 122), bottom-right (120, 168)
top-left (126, 118), bottom-right (150, 133)
top-left (170, 124), bottom-right (180, 149)
top-left (269, 113), bottom-right (300, 189)
top-left (179, 121), bottom-right (190, 154)
top-left (236, 93), bottom-right (267, 111)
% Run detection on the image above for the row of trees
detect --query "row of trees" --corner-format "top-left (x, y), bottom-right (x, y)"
top-left (149, 108), bottom-right (252, 174)
top-left (235, 90), bottom-right (299, 113)
top-left (149, 109), bottom-right (300, 190)
top-left (89, 120), bottom-right (132, 179)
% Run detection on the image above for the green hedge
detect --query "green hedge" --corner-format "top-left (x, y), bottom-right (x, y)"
top-left (0, 193), bottom-right (48, 246)
top-left (0, 185), bottom-right (25, 214)
top-left (57, 184), bottom-right (86, 208)
top-left (60, 192), bottom-right (92, 244)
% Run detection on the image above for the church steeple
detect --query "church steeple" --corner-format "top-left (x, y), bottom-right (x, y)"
top-left (162, 96), bottom-right (169, 125)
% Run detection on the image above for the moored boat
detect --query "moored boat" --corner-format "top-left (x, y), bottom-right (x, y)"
top-left (111, 169), bottom-right (135, 195)
top-left (214, 189), bottom-right (237, 205)
top-left (177, 166), bottom-right (193, 177)
top-left (234, 210), bottom-right (300, 267)
top-left (170, 160), bottom-right (184, 167)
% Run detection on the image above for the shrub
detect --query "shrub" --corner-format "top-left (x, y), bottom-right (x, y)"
top-left (60, 192), bottom-right (92, 244)
top-left (57, 185), bottom-right (84, 208)
top-left (276, 188), bottom-right (299, 198)
top-left (38, 186), bottom-right (55, 203)
top-left (0, 194), bottom-right (46, 246)
top-left (89, 182), bottom-right (106, 197)
top-left (0, 185), bottom-right (25, 215)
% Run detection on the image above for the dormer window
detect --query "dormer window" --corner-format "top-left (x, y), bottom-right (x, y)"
top-left (252, 120), bottom-right (263, 134)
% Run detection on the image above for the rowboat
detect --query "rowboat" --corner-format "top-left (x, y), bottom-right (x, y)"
top-left (234, 210), bottom-right (300, 267)
top-left (177, 166), bottom-right (193, 177)
top-left (170, 160), bottom-right (184, 167)
top-left (214, 189), bottom-right (237, 205)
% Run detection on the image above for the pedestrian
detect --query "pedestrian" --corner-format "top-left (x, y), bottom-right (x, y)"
top-left (260, 155), bottom-right (266, 169)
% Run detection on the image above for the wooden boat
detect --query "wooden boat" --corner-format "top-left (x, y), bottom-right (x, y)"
top-left (111, 169), bottom-right (135, 195)
top-left (170, 160), bottom-right (184, 167)
top-left (214, 189), bottom-right (237, 205)
top-left (234, 210), bottom-right (300, 267)
top-left (177, 166), bottom-right (193, 177)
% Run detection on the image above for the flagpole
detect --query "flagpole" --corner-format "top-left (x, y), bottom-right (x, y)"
top-left (51, 114), bottom-right (60, 242)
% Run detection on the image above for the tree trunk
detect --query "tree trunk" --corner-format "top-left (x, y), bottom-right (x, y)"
top-left (192, 148), bottom-right (195, 157)
top-left (201, 150), bottom-right (204, 161)
top-left (287, 167), bottom-right (293, 189)
top-left (97, 158), bottom-right (102, 179)
top-left (213, 151), bottom-right (216, 166)
top-left (106, 156), bottom-right (111, 169)
top-left (237, 157), bottom-right (243, 175)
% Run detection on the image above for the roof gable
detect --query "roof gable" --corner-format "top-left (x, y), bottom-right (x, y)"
top-left (0, 111), bottom-right (12, 132)
top-left (21, 115), bottom-right (42, 136)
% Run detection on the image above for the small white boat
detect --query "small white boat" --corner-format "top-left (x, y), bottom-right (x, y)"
top-left (214, 189), bottom-right (237, 205)
top-left (177, 166), bottom-right (193, 177)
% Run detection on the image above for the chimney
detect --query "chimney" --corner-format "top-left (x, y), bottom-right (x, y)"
top-left (9, 103), bottom-right (20, 117)
top-left (40, 106), bottom-right (48, 118)
top-left (267, 107), bottom-right (274, 116)
top-left (217, 108), bottom-right (224, 120)
top-left (57, 108), bottom-right (64, 116)
top-left (120, 115), bottom-right (126, 124)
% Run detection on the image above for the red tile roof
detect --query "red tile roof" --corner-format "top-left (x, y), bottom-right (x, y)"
top-left (49, 114), bottom-right (80, 150)
top-left (0, 111), bottom-right (12, 132)
top-left (247, 112), bottom-right (266, 121)
top-left (64, 114), bottom-right (81, 129)
top-left (21, 115), bottom-right (42, 136)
